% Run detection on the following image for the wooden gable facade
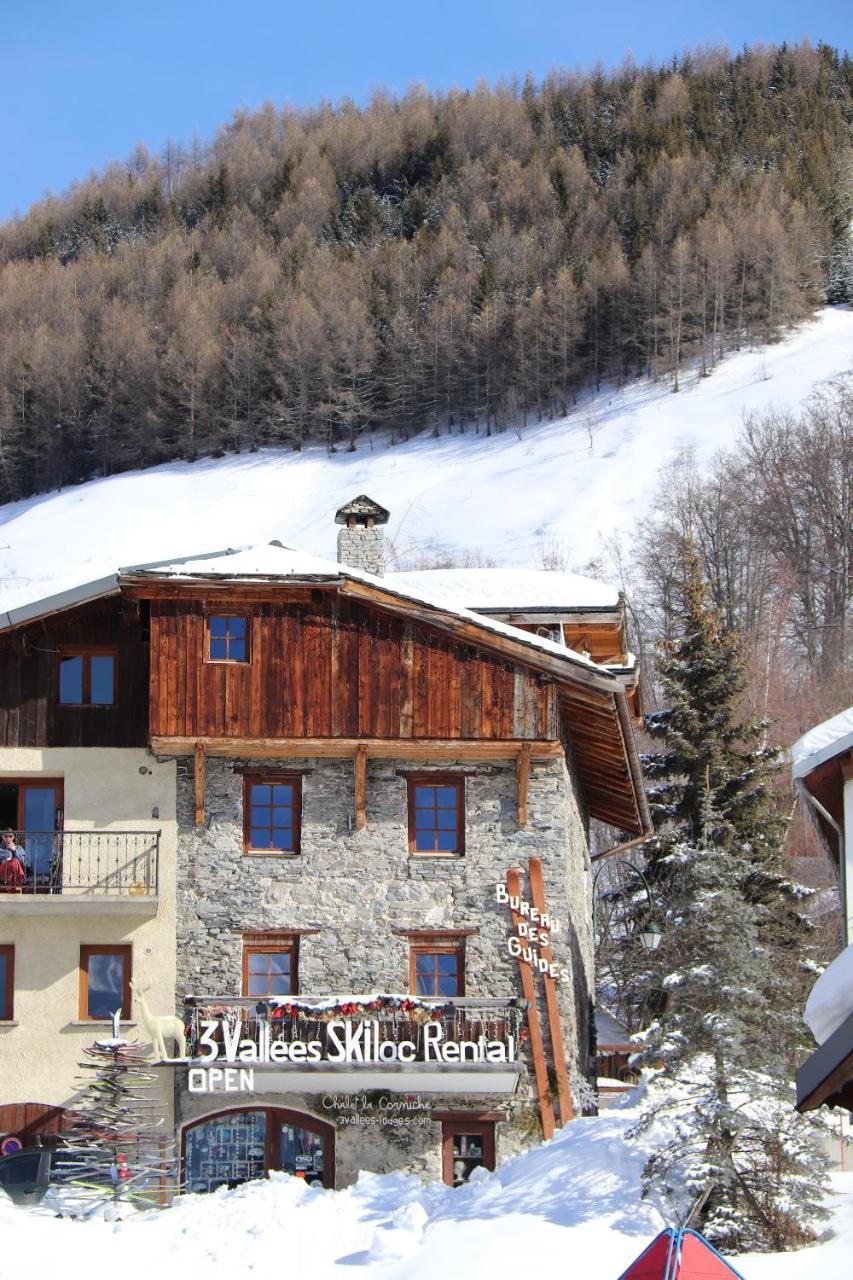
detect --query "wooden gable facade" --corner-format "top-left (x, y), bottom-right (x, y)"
top-left (0, 596), bottom-right (148, 748)
top-left (142, 589), bottom-right (558, 743)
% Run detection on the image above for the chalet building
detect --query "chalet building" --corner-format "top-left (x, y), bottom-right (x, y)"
top-left (0, 495), bottom-right (650, 1191)
top-left (793, 709), bottom-right (853, 1118)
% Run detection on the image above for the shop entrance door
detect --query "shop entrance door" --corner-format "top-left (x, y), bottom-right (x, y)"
top-left (183, 1107), bottom-right (335, 1193)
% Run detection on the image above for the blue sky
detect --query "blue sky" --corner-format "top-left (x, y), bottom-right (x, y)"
top-left (2, 0), bottom-right (850, 220)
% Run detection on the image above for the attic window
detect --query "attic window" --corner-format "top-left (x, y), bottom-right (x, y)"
top-left (58, 649), bottom-right (116, 706)
top-left (206, 614), bottom-right (249, 663)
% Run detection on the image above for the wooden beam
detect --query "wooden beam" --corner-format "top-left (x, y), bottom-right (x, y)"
top-left (517, 743), bottom-right (532, 827)
top-left (528, 857), bottom-right (573, 1127)
top-left (194, 741), bottom-right (206, 826)
top-left (354, 744), bottom-right (368, 830)
top-left (151, 735), bottom-right (565, 762)
top-left (506, 866), bottom-right (555, 1141)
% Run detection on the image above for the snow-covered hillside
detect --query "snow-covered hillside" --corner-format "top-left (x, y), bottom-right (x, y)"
top-left (0, 1088), bottom-right (849, 1280)
top-left (1, 308), bottom-right (851, 614)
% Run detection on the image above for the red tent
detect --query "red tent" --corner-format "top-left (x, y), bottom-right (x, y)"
top-left (617, 1229), bottom-right (747, 1280)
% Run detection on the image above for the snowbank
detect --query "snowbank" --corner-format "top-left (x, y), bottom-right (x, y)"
top-left (1, 1089), bottom-right (850, 1280)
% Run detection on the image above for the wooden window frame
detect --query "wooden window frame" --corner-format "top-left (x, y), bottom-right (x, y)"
top-left (242, 935), bottom-right (299, 998)
top-left (79, 944), bottom-right (132, 1022)
top-left (243, 773), bottom-right (302, 856)
top-left (440, 1117), bottom-right (496, 1186)
top-left (406, 774), bottom-right (465, 856)
top-left (56, 647), bottom-right (118, 707)
top-left (181, 1105), bottom-right (336, 1190)
top-left (0, 777), bottom-right (64, 830)
top-left (0, 945), bottom-right (14, 1021)
top-left (204, 612), bottom-right (251, 665)
top-left (409, 938), bottom-right (465, 997)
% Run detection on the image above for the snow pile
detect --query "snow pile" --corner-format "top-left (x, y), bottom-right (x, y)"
top-left (1, 307), bottom-right (851, 615)
top-left (804, 945), bottom-right (853, 1045)
top-left (0, 1088), bottom-right (851, 1280)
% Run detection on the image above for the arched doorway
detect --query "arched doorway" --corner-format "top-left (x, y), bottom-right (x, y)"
top-left (182, 1106), bottom-right (335, 1192)
top-left (0, 1103), bottom-right (71, 1150)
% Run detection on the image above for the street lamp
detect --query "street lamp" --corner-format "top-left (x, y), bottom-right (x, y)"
top-left (639, 921), bottom-right (663, 952)
top-left (593, 857), bottom-right (662, 950)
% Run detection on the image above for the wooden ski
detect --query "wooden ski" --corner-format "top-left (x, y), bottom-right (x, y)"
top-left (528, 856), bottom-right (574, 1125)
top-left (506, 866), bottom-right (555, 1139)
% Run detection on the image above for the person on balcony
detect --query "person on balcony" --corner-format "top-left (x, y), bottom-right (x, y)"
top-left (0, 830), bottom-right (26, 891)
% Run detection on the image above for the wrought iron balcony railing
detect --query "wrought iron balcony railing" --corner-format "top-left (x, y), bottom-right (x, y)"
top-left (184, 994), bottom-right (526, 1063)
top-left (0, 830), bottom-right (160, 896)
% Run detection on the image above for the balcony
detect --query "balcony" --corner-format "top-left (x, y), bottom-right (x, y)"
top-left (183, 995), bottom-right (526, 1095)
top-left (0, 830), bottom-right (160, 913)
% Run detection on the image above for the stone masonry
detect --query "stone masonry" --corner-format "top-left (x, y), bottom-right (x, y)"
top-left (173, 752), bottom-right (594, 1185)
top-left (336, 524), bottom-right (386, 576)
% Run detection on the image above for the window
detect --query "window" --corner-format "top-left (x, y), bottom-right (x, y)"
top-left (0, 945), bottom-right (13, 1020)
top-left (243, 935), bottom-right (297, 998)
top-left (244, 775), bottom-right (301, 855)
top-left (58, 649), bottom-right (116, 706)
top-left (79, 945), bottom-right (131, 1020)
top-left (0, 779), bottom-right (63, 883)
top-left (440, 1118), bottom-right (496, 1186)
top-left (206, 614), bottom-right (249, 663)
top-left (407, 777), bottom-right (464, 855)
top-left (410, 940), bottom-right (464, 997)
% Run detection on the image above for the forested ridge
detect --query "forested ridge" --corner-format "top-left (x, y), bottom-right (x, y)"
top-left (1, 41), bottom-right (851, 499)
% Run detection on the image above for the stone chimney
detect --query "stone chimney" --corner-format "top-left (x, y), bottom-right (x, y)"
top-left (335, 495), bottom-right (390, 577)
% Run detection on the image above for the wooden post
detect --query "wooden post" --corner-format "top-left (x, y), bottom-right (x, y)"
top-left (354, 744), bottom-right (368, 830)
top-left (506, 866), bottom-right (555, 1140)
top-left (528, 856), bottom-right (574, 1126)
top-left (194, 742), bottom-right (205, 827)
top-left (516, 743), bottom-right (532, 827)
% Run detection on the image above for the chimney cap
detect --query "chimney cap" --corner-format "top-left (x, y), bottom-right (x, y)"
top-left (334, 495), bottom-right (390, 526)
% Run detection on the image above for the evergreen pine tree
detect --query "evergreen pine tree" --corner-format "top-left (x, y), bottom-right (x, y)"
top-left (627, 543), bottom-right (828, 1251)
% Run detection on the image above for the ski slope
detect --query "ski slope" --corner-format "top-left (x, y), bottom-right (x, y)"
top-left (0, 307), bottom-right (851, 614)
top-left (0, 1087), bottom-right (849, 1280)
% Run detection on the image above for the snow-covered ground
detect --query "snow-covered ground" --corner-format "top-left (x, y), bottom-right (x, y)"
top-left (1, 1088), bottom-right (850, 1280)
top-left (1, 307), bottom-right (851, 614)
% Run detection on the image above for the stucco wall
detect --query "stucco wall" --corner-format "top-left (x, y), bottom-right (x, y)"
top-left (0, 748), bottom-right (177, 1127)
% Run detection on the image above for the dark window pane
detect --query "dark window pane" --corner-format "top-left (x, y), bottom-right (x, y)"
top-left (271, 827), bottom-right (292, 849)
top-left (59, 655), bottom-right (84, 703)
top-left (90, 655), bottom-right (114, 705)
top-left (268, 973), bottom-right (292, 995)
top-left (269, 953), bottom-right (291, 976)
top-left (209, 637), bottom-right (227, 660)
top-left (438, 954), bottom-right (458, 975)
top-left (415, 973), bottom-right (433, 996)
top-left (251, 784), bottom-right (271, 804)
top-left (229, 636), bottom-right (247, 661)
top-left (438, 973), bottom-right (458, 996)
top-left (436, 787), bottom-right (458, 807)
top-left (228, 617), bottom-right (246, 639)
top-left (436, 809), bottom-right (457, 830)
top-left (247, 974), bottom-right (268, 996)
top-left (0, 953), bottom-right (8, 1019)
top-left (414, 786), bottom-right (435, 806)
top-left (249, 825), bottom-right (270, 848)
top-left (248, 954), bottom-right (266, 974)
top-left (87, 952), bottom-right (125, 1018)
top-left (271, 785), bottom-right (293, 804)
top-left (437, 830), bottom-right (458, 852)
top-left (209, 617), bottom-right (228, 638)
top-left (415, 830), bottom-right (435, 851)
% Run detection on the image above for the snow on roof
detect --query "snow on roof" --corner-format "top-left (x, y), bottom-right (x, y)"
top-left (125, 543), bottom-right (612, 678)
top-left (791, 706), bottom-right (853, 777)
top-left (385, 568), bottom-right (620, 612)
top-left (804, 944), bottom-right (853, 1045)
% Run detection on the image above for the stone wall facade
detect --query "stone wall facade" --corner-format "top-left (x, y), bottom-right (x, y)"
top-left (173, 751), bottom-right (594, 1186)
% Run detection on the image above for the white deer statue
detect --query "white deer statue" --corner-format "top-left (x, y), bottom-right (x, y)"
top-left (129, 980), bottom-right (187, 1061)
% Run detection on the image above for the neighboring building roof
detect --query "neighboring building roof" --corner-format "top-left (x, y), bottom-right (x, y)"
top-left (595, 1008), bottom-right (632, 1050)
top-left (804, 944), bottom-right (853, 1045)
top-left (796, 1009), bottom-right (853, 1113)
top-left (385, 568), bottom-right (621, 613)
top-left (792, 706), bottom-right (853, 778)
